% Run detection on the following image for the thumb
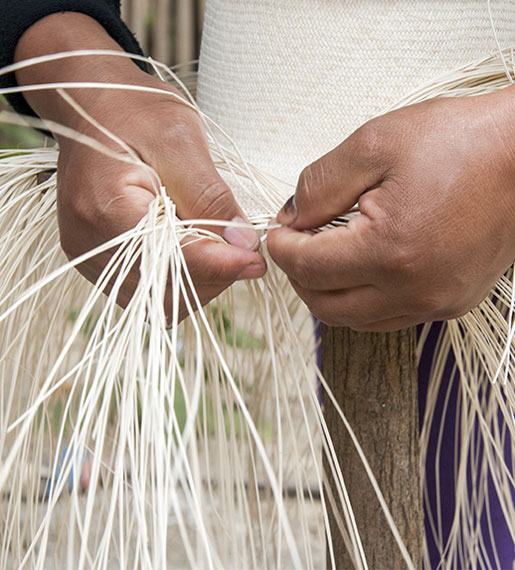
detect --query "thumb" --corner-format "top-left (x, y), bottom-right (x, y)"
top-left (154, 136), bottom-right (260, 251)
top-left (277, 125), bottom-right (386, 230)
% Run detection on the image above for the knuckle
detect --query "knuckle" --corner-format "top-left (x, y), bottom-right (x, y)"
top-left (383, 241), bottom-right (419, 278)
top-left (352, 120), bottom-right (382, 159)
top-left (189, 179), bottom-right (234, 219)
top-left (160, 112), bottom-right (205, 151)
top-left (142, 118), bottom-right (203, 167)
top-left (411, 289), bottom-right (450, 318)
top-left (417, 293), bottom-right (444, 316)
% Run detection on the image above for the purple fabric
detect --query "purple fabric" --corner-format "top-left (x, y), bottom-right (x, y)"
top-left (418, 323), bottom-right (515, 569)
top-left (317, 322), bottom-right (515, 567)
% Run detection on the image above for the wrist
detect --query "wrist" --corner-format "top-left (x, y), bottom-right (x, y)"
top-left (14, 12), bottom-right (149, 136)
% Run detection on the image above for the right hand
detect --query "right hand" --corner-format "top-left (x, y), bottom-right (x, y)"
top-left (15, 13), bottom-right (266, 322)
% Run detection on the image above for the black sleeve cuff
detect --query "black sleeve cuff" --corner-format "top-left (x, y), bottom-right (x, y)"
top-left (0, 0), bottom-right (146, 119)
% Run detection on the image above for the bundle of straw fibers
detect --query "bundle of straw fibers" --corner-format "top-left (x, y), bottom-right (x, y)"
top-left (0, 1), bottom-right (514, 568)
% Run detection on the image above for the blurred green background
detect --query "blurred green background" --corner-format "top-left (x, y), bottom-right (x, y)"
top-left (0, 96), bottom-right (45, 148)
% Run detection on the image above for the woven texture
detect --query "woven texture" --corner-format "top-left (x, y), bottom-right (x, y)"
top-left (197, 0), bottom-right (515, 196)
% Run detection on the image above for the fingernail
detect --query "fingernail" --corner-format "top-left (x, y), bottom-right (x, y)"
top-left (237, 262), bottom-right (265, 280)
top-left (223, 216), bottom-right (259, 250)
top-left (277, 195), bottom-right (298, 226)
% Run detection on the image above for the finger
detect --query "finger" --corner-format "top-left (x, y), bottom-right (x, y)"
top-left (82, 237), bottom-right (265, 316)
top-left (158, 239), bottom-right (266, 324)
top-left (267, 224), bottom-right (381, 290)
top-left (173, 240), bottom-right (266, 321)
top-left (277, 122), bottom-right (387, 230)
top-left (149, 123), bottom-right (260, 251)
top-left (289, 281), bottom-right (404, 328)
top-left (350, 315), bottom-right (419, 333)
top-left (183, 239), bottom-right (266, 285)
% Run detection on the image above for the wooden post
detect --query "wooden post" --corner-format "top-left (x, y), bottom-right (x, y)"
top-left (154, 0), bottom-right (172, 64)
top-left (175, 0), bottom-right (196, 69)
top-left (131, 0), bottom-right (150, 54)
top-left (322, 326), bottom-right (422, 569)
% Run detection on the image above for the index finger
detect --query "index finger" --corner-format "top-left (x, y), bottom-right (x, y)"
top-left (267, 222), bottom-right (379, 291)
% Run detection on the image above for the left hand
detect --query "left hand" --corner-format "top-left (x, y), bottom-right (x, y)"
top-left (267, 88), bottom-right (515, 331)
top-left (14, 12), bottom-right (266, 323)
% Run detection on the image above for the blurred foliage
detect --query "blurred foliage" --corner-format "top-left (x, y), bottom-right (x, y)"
top-left (0, 96), bottom-right (46, 149)
top-left (212, 306), bottom-right (262, 350)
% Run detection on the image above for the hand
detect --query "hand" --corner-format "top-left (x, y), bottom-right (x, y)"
top-left (267, 89), bottom-right (515, 331)
top-left (15, 13), bottom-right (266, 321)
